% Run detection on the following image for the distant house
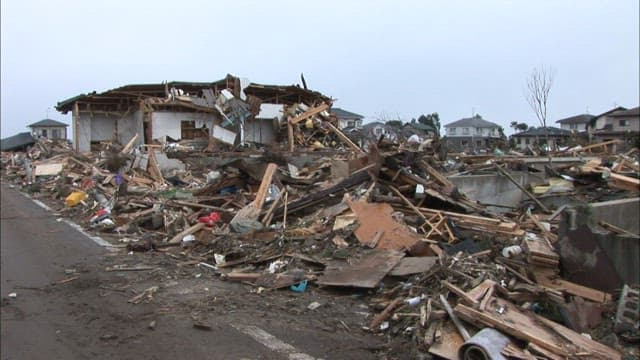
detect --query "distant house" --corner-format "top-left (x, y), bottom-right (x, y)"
top-left (0, 132), bottom-right (36, 152)
top-left (443, 115), bottom-right (502, 152)
top-left (510, 126), bottom-right (572, 151)
top-left (555, 113), bottom-right (594, 133)
top-left (331, 108), bottom-right (364, 130)
top-left (588, 106), bottom-right (639, 148)
top-left (28, 119), bottom-right (68, 140)
top-left (362, 121), bottom-right (398, 140)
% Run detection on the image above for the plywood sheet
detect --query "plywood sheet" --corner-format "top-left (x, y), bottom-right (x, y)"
top-left (389, 256), bottom-right (438, 276)
top-left (34, 163), bottom-right (63, 176)
top-left (348, 199), bottom-right (420, 251)
top-left (317, 250), bottom-right (404, 288)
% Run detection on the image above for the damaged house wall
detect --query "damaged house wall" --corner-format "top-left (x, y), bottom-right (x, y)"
top-left (242, 104), bottom-right (283, 145)
top-left (76, 110), bottom-right (143, 152)
top-left (151, 111), bottom-right (216, 141)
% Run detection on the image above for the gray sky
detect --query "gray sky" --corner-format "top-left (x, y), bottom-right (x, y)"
top-left (2, 0), bottom-right (638, 138)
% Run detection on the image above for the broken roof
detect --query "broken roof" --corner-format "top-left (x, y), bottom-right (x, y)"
top-left (243, 83), bottom-right (331, 105)
top-left (56, 74), bottom-right (331, 114)
top-left (56, 76), bottom-right (238, 114)
top-left (555, 114), bottom-right (594, 125)
top-left (444, 115), bottom-right (500, 128)
top-left (28, 119), bottom-right (68, 127)
top-left (1, 132), bottom-right (35, 151)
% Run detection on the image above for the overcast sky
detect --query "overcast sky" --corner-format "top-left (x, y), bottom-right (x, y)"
top-left (2, 0), bottom-right (638, 138)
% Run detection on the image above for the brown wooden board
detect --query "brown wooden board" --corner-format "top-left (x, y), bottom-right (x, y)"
top-left (428, 321), bottom-right (465, 360)
top-left (317, 250), bottom-right (405, 288)
top-left (348, 199), bottom-right (421, 251)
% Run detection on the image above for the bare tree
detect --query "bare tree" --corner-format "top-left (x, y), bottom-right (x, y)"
top-left (525, 65), bottom-right (554, 160)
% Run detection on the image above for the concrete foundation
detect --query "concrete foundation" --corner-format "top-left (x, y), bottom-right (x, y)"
top-left (590, 197), bottom-right (639, 234)
top-left (449, 172), bottom-right (545, 212)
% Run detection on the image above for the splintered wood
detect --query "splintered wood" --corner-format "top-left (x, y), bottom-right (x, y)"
top-left (454, 296), bottom-right (621, 360)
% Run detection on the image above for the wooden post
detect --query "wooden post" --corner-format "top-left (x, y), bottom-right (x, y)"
top-left (287, 118), bottom-right (294, 152)
top-left (495, 164), bottom-right (550, 213)
top-left (73, 102), bottom-right (80, 152)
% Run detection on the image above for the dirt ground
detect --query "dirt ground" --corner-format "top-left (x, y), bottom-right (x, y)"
top-left (2, 183), bottom-right (403, 360)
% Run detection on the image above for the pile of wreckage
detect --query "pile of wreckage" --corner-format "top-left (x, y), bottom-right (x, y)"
top-left (1, 125), bottom-right (639, 359)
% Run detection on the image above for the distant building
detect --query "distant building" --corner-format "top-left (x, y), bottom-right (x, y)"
top-left (28, 119), bottom-right (68, 140)
top-left (443, 115), bottom-right (502, 152)
top-left (331, 108), bottom-right (364, 129)
top-left (360, 121), bottom-right (397, 140)
top-left (510, 126), bottom-right (572, 151)
top-left (555, 113), bottom-right (594, 133)
top-left (588, 106), bottom-right (639, 149)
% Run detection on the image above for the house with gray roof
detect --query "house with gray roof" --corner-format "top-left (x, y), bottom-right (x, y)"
top-left (510, 126), bottom-right (572, 151)
top-left (555, 113), bottom-right (594, 133)
top-left (331, 108), bottom-right (364, 130)
top-left (28, 119), bottom-right (68, 140)
top-left (588, 106), bottom-right (639, 150)
top-left (442, 115), bottom-right (502, 152)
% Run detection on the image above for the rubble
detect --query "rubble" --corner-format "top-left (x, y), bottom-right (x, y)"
top-left (2, 107), bottom-right (639, 359)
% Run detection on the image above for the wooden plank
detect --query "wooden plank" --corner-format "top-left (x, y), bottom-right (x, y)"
top-left (440, 294), bottom-right (471, 341)
top-left (288, 103), bottom-right (330, 125)
top-left (533, 269), bottom-right (612, 304)
top-left (427, 321), bottom-right (465, 360)
top-left (441, 281), bottom-right (479, 308)
top-left (317, 250), bottom-right (405, 288)
top-left (454, 297), bottom-right (620, 360)
top-left (495, 164), bottom-right (550, 213)
top-left (120, 133), bottom-right (138, 154)
top-left (389, 257), bottom-right (438, 276)
top-left (168, 222), bottom-right (205, 244)
top-left (324, 121), bottom-right (365, 154)
top-left (252, 163), bottom-right (278, 210)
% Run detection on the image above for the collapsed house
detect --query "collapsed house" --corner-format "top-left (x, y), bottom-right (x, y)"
top-left (55, 74), bottom-right (334, 152)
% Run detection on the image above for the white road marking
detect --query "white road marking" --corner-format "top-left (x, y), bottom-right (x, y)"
top-left (231, 324), bottom-right (317, 360)
top-left (18, 190), bottom-right (114, 248)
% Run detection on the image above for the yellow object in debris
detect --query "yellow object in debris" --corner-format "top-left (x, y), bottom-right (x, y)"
top-left (305, 118), bottom-right (314, 129)
top-left (65, 191), bottom-right (87, 207)
top-left (311, 141), bottom-right (325, 149)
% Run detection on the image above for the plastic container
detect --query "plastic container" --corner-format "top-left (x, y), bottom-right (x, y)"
top-left (501, 245), bottom-right (523, 258)
top-left (65, 191), bottom-right (87, 207)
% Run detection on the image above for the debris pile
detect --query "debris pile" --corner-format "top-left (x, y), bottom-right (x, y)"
top-left (2, 130), bottom-right (639, 358)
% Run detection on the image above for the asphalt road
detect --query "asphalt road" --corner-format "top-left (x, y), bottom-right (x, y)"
top-left (1, 184), bottom-right (383, 360)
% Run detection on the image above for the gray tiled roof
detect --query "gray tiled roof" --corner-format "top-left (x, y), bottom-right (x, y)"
top-left (444, 115), bottom-right (500, 128)
top-left (555, 114), bottom-right (594, 124)
top-left (331, 107), bottom-right (364, 119)
top-left (1, 132), bottom-right (35, 151)
top-left (511, 126), bottom-right (572, 137)
top-left (28, 119), bottom-right (68, 127)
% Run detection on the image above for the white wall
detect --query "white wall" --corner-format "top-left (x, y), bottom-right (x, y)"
top-left (151, 111), bottom-right (216, 140)
top-left (77, 115), bottom-right (91, 152)
top-left (244, 118), bottom-right (276, 144)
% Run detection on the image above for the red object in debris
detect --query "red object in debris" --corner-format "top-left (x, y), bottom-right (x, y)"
top-left (80, 178), bottom-right (95, 190)
top-left (198, 212), bottom-right (221, 227)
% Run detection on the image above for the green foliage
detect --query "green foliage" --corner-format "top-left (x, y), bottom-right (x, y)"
top-left (417, 113), bottom-right (441, 136)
